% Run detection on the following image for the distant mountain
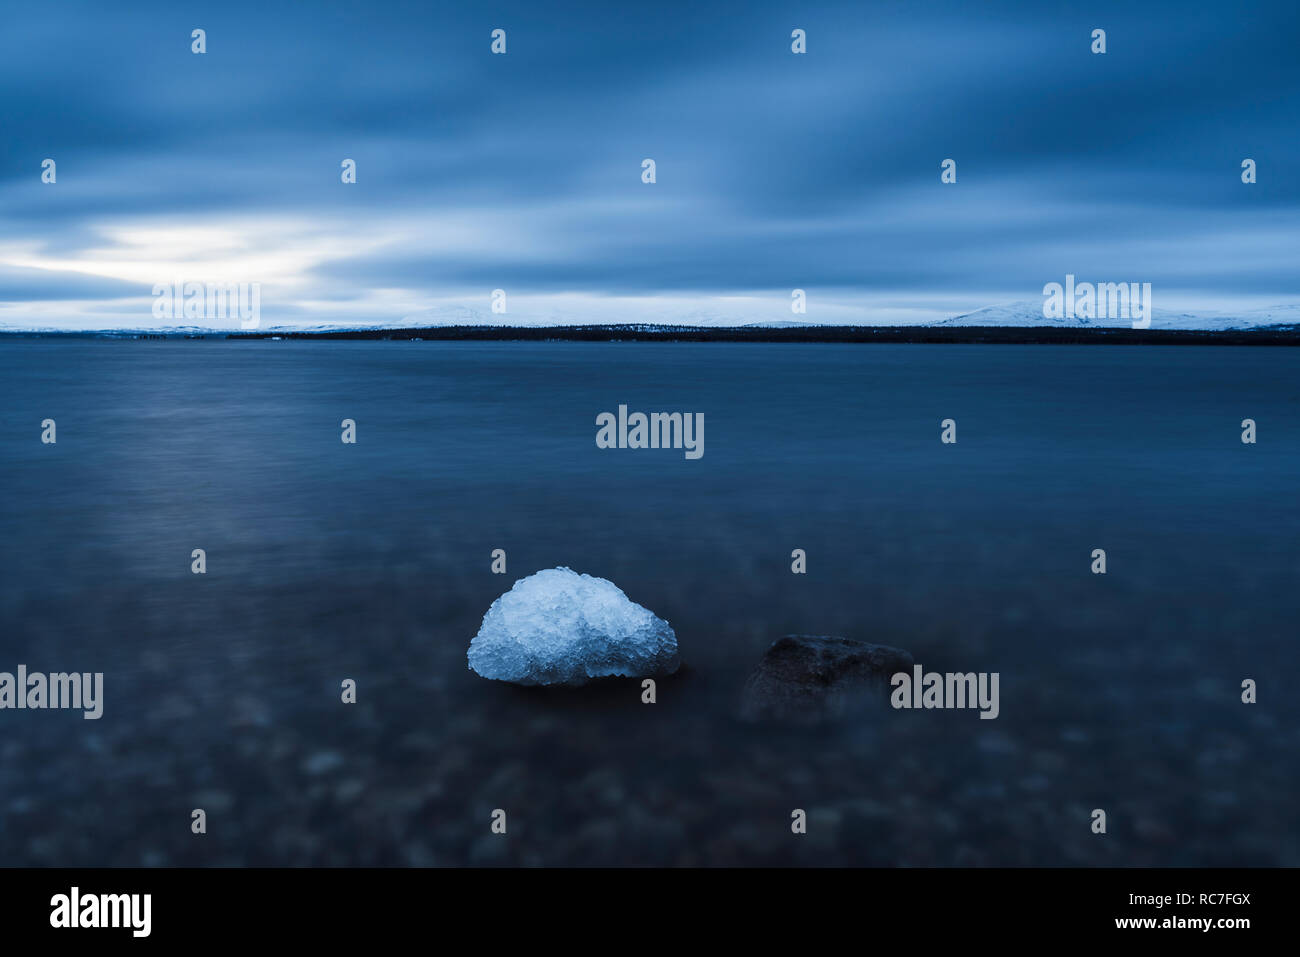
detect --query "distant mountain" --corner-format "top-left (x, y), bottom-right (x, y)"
top-left (4, 300), bottom-right (1298, 335)
top-left (934, 300), bottom-right (1300, 331)
top-left (395, 299), bottom-right (1300, 332)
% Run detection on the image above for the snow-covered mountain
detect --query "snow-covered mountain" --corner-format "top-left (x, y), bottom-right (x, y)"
top-left (3, 300), bottom-right (1297, 334)
top-left (391, 300), bottom-right (1300, 331)
top-left (933, 300), bottom-right (1300, 331)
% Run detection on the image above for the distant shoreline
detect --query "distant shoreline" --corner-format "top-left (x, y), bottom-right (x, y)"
top-left (4, 324), bottom-right (1300, 345)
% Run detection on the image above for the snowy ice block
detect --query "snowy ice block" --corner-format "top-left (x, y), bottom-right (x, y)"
top-left (468, 567), bottom-right (680, 686)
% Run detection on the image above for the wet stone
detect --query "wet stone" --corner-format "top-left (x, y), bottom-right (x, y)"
top-left (739, 634), bottom-right (913, 726)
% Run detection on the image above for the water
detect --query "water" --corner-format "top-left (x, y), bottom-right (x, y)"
top-left (0, 339), bottom-right (1296, 866)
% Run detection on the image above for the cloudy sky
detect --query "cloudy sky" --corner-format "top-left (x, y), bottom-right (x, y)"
top-left (2, 0), bottom-right (1297, 329)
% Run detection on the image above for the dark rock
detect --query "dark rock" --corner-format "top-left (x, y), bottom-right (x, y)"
top-left (739, 634), bottom-right (913, 725)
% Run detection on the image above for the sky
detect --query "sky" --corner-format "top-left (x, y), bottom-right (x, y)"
top-left (2, 0), bottom-right (1298, 329)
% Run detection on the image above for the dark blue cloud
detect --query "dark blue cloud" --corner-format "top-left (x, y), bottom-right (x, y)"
top-left (1, 0), bottom-right (1297, 321)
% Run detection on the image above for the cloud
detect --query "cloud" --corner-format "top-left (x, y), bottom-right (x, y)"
top-left (0, 0), bottom-right (1296, 328)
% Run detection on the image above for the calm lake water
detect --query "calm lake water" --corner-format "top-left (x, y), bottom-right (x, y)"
top-left (0, 340), bottom-right (1296, 866)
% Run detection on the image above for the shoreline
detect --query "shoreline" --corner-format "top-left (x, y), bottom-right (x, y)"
top-left (3, 324), bottom-right (1300, 345)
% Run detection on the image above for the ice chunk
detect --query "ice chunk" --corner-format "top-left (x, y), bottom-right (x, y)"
top-left (468, 567), bottom-right (679, 686)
